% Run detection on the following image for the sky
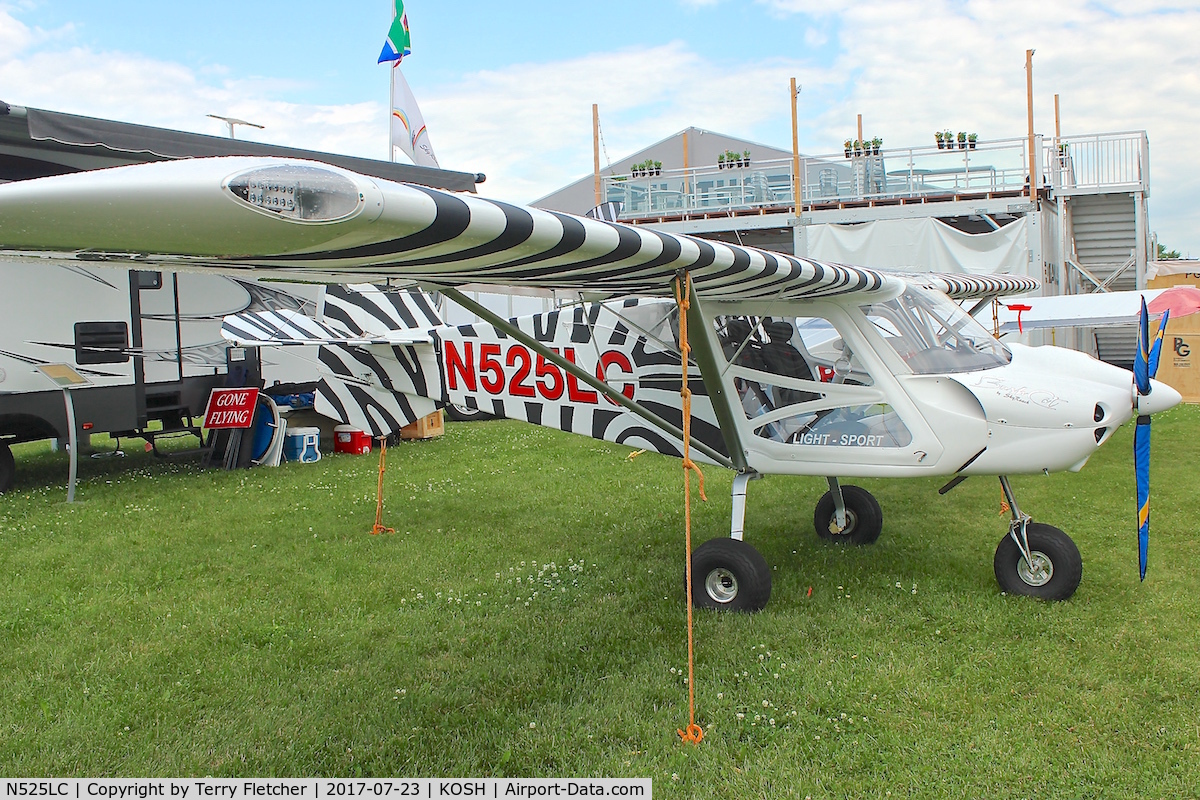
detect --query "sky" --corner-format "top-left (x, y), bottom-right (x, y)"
top-left (2, 0), bottom-right (1198, 255)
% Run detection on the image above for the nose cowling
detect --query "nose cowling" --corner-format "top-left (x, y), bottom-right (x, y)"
top-left (1135, 379), bottom-right (1182, 417)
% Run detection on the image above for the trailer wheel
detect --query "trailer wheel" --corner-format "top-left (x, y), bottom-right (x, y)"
top-left (0, 443), bottom-right (14, 494)
top-left (445, 404), bottom-right (494, 422)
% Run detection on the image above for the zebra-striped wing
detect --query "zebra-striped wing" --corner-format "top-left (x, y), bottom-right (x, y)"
top-left (221, 308), bottom-right (432, 347)
top-left (892, 272), bottom-right (1040, 300)
top-left (0, 157), bottom-right (905, 303)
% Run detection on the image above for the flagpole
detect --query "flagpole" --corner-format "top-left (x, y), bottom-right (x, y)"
top-left (389, 64), bottom-right (396, 163)
top-left (592, 104), bottom-right (602, 207)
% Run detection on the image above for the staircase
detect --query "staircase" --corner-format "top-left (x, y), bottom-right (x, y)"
top-left (1067, 194), bottom-right (1140, 370)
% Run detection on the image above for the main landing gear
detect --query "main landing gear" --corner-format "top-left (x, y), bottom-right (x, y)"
top-left (992, 476), bottom-right (1082, 601)
top-left (814, 478), bottom-right (883, 545)
top-left (686, 472), bottom-right (1083, 612)
top-left (689, 472), bottom-right (772, 613)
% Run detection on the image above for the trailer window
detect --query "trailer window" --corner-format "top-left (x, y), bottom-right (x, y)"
top-left (74, 321), bottom-right (129, 365)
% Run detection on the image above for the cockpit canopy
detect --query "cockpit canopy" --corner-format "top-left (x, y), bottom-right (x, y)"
top-left (862, 285), bottom-right (1012, 375)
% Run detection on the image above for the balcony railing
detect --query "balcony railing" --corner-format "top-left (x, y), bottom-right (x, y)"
top-left (601, 132), bottom-right (1149, 220)
top-left (1046, 131), bottom-right (1149, 195)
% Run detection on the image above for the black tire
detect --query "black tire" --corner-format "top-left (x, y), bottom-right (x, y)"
top-left (814, 485), bottom-right (883, 545)
top-left (444, 403), bottom-right (493, 422)
top-left (689, 538), bottom-right (772, 613)
top-left (994, 523), bottom-right (1082, 601)
top-left (0, 443), bottom-right (13, 494)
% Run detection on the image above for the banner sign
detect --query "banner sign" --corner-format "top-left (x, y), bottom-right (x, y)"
top-left (203, 388), bottom-right (260, 429)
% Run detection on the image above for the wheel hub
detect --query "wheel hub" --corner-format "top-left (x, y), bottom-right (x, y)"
top-left (1017, 550), bottom-right (1054, 587)
top-left (828, 508), bottom-right (858, 536)
top-left (704, 568), bottom-right (739, 604)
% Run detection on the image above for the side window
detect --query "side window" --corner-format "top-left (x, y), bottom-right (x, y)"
top-left (714, 314), bottom-right (911, 449)
top-left (74, 321), bottom-right (130, 365)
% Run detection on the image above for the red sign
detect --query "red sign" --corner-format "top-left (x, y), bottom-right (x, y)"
top-left (203, 388), bottom-right (260, 429)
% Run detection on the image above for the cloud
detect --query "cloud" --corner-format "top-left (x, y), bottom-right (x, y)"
top-left (0, 21), bottom-right (392, 158)
top-left (1, 0), bottom-right (1197, 253)
top-left (419, 42), bottom-right (814, 200)
top-left (757, 0), bottom-right (1200, 252)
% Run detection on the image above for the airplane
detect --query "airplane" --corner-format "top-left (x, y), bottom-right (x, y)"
top-left (0, 156), bottom-right (1182, 611)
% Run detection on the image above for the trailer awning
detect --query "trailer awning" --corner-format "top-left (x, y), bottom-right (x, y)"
top-left (0, 102), bottom-right (480, 193)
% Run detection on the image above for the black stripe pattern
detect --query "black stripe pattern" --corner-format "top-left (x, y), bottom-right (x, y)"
top-left (213, 162), bottom-right (905, 302)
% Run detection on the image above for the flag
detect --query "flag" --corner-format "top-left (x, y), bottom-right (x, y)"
top-left (378, 0), bottom-right (411, 63)
top-left (391, 64), bottom-right (439, 168)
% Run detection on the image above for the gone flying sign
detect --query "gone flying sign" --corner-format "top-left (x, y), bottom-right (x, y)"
top-left (203, 388), bottom-right (260, 429)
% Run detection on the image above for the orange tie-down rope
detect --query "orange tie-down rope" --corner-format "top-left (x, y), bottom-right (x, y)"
top-left (371, 436), bottom-right (396, 536)
top-left (675, 272), bottom-right (706, 746)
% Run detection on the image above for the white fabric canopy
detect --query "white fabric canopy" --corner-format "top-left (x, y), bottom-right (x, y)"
top-left (806, 217), bottom-right (1030, 277)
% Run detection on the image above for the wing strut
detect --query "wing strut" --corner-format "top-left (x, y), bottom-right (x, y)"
top-left (438, 287), bottom-right (735, 470)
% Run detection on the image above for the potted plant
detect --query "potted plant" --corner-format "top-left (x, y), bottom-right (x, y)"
top-left (717, 153), bottom-right (725, 170)
top-left (935, 131), bottom-right (945, 149)
top-left (853, 139), bottom-right (863, 157)
top-left (957, 131), bottom-right (967, 149)
top-left (653, 160), bottom-right (662, 176)
top-left (968, 133), bottom-right (977, 150)
top-left (944, 130), bottom-right (953, 149)
top-left (871, 137), bottom-right (882, 155)
top-left (742, 149), bottom-right (751, 168)
top-left (845, 139), bottom-right (853, 158)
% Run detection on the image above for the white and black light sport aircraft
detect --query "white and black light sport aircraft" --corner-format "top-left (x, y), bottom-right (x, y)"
top-left (0, 157), bottom-right (1181, 609)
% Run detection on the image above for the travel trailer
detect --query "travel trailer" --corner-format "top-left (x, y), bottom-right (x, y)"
top-left (0, 259), bottom-right (321, 492)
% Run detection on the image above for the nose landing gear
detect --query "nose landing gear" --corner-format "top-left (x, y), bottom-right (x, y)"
top-left (993, 476), bottom-right (1082, 600)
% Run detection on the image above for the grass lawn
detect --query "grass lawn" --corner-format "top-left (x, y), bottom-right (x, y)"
top-left (1, 406), bottom-right (1199, 797)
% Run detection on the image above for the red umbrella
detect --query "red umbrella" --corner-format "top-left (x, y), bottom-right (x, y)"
top-left (1147, 286), bottom-right (1200, 319)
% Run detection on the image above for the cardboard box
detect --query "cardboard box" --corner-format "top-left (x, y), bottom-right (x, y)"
top-left (399, 409), bottom-right (445, 440)
top-left (1147, 273), bottom-right (1199, 403)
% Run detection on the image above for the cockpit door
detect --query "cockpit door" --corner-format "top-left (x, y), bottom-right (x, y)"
top-left (709, 299), bottom-right (987, 478)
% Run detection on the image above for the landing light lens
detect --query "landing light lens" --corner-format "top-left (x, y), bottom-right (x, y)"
top-left (227, 165), bottom-right (361, 222)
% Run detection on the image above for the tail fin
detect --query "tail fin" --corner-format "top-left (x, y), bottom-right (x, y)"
top-left (221, 284), bottom-right (447, 437)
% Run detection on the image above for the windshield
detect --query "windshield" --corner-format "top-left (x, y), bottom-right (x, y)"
top-left (862, 285), bottom-right (1011, 374)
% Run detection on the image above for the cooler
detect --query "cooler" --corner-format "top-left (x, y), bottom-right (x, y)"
top-left (334, 425), bottom-right (372, 455)
top-left (283, 426), bottom-right (322, 463)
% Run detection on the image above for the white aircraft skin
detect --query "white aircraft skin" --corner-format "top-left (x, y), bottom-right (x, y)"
top-left (0, 157), bottom-right (1182, 609)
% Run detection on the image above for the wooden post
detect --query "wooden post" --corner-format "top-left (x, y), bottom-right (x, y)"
top-left (1054, 93), bottom-right (1061, 142)
top-left (592, 104), bottom-right (602, 207)
top-left (790, 78), bottom-right (802, 215)
top-left (856, 113), bottom-right (863, 150)
top-left (1026, 49), bottom-right (1036, 201)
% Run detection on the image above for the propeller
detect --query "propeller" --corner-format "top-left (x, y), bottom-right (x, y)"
top-left (1133, 298), bottom-right (1170, 581)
